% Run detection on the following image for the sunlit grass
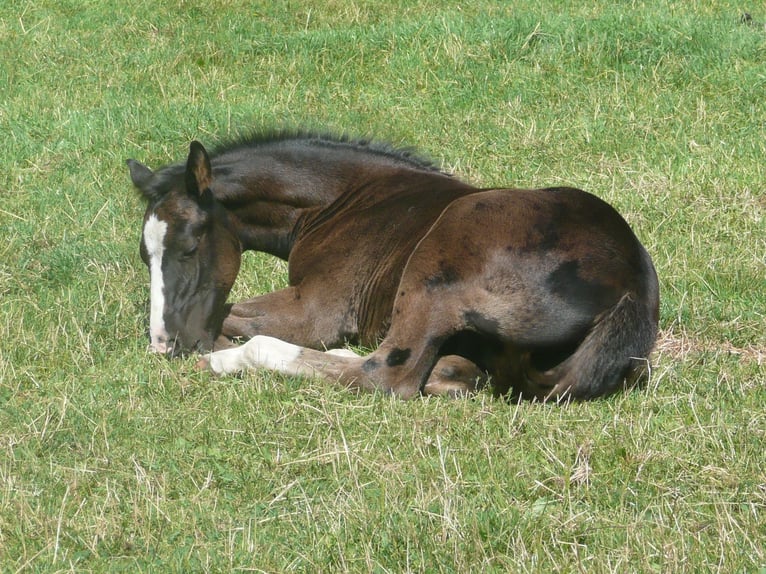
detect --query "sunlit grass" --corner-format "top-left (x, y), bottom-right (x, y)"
top-left (1, 1), bottom-right (764, 571)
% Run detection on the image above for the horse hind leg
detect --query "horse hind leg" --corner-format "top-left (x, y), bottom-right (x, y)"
top-left (317, 345), bottom-right (488, 398)
top-left (200, 334), bottom-right (446, 400)
top-left (324, 347), bottom-right (491, 398)
top-left (201, 333), bottom-right (492, 401)
top-left (198, 335), bottom-right (373, 388)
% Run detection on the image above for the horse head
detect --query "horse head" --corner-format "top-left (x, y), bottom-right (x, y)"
top-left (128, 141), bottom-right (241, 355)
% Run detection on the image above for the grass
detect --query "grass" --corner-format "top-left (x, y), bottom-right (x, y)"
top-left (1, 0), bottom-right (765, 571)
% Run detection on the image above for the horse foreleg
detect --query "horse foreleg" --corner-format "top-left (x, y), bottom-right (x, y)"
top-left (221, 286), bottom-right (354, 350)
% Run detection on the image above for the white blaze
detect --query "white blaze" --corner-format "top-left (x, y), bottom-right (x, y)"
top-left (143, 214), bottom-right (169, 353)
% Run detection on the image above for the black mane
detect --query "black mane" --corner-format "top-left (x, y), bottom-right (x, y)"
top-left (210, 130), bottom-right (450, 175)
top-left (133, 130), bottom-right (452, 204)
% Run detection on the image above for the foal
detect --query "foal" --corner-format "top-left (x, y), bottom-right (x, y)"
top-left (129, 133), bottom-right (659, 400)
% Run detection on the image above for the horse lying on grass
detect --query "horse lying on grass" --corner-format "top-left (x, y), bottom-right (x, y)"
top-left (128, 132), bottom-right (659, 401)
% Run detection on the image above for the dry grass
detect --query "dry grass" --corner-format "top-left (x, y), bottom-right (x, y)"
top-left (656, 328), bottom-right (765, 366)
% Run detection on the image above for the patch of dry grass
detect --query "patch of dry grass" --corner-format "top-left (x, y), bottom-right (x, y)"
top-left (656, 328), bottom-right (765, 366)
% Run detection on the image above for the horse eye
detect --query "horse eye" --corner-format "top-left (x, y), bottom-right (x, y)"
top-left (180, 232), bottom-right (205, 257)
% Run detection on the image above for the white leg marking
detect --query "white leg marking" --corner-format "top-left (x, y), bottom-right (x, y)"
top-left (206, 335), bottom-right (304, 376)
top-left (143, 214), bottom-right (169, 353)
top-left (325, 348), bottom-right (360, 358)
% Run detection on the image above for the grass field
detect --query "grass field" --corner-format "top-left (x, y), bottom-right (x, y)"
top-left (1, 0), bottom-right (764, 571)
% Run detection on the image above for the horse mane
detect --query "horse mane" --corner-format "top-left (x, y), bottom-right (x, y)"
top-left (136, 130), bottom-right (452, 203)
top-left (211, 130), bottom-right (451, 176)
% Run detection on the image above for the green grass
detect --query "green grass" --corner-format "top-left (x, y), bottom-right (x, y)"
top-left (1, 0), bottom-right (765, 571)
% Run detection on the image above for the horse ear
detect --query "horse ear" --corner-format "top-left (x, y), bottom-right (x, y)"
top-left (127, 159), bottom-right (155, 198)
top-left (185, 141), bottom-right (214, 205)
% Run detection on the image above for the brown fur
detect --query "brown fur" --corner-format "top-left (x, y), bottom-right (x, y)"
top-left (130, 135), bottom-right (659, 400)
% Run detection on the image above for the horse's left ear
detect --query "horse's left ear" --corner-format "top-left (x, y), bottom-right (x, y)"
top-left (127, 159), bottom-right (156, 199)
top-left (185, 141), bottom-right (214, 206)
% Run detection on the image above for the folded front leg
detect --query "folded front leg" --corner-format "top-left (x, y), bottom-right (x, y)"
top-left (221, 286), bottom-right (357, 350)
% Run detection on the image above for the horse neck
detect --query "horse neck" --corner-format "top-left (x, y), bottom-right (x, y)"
top-left (210, 166), bottom-right (336, 260)
top-left (211, 151), bottom-right (437, 260)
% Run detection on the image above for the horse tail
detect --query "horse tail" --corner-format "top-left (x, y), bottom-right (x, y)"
top-left (523, 292), bottom-right (658, 402)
